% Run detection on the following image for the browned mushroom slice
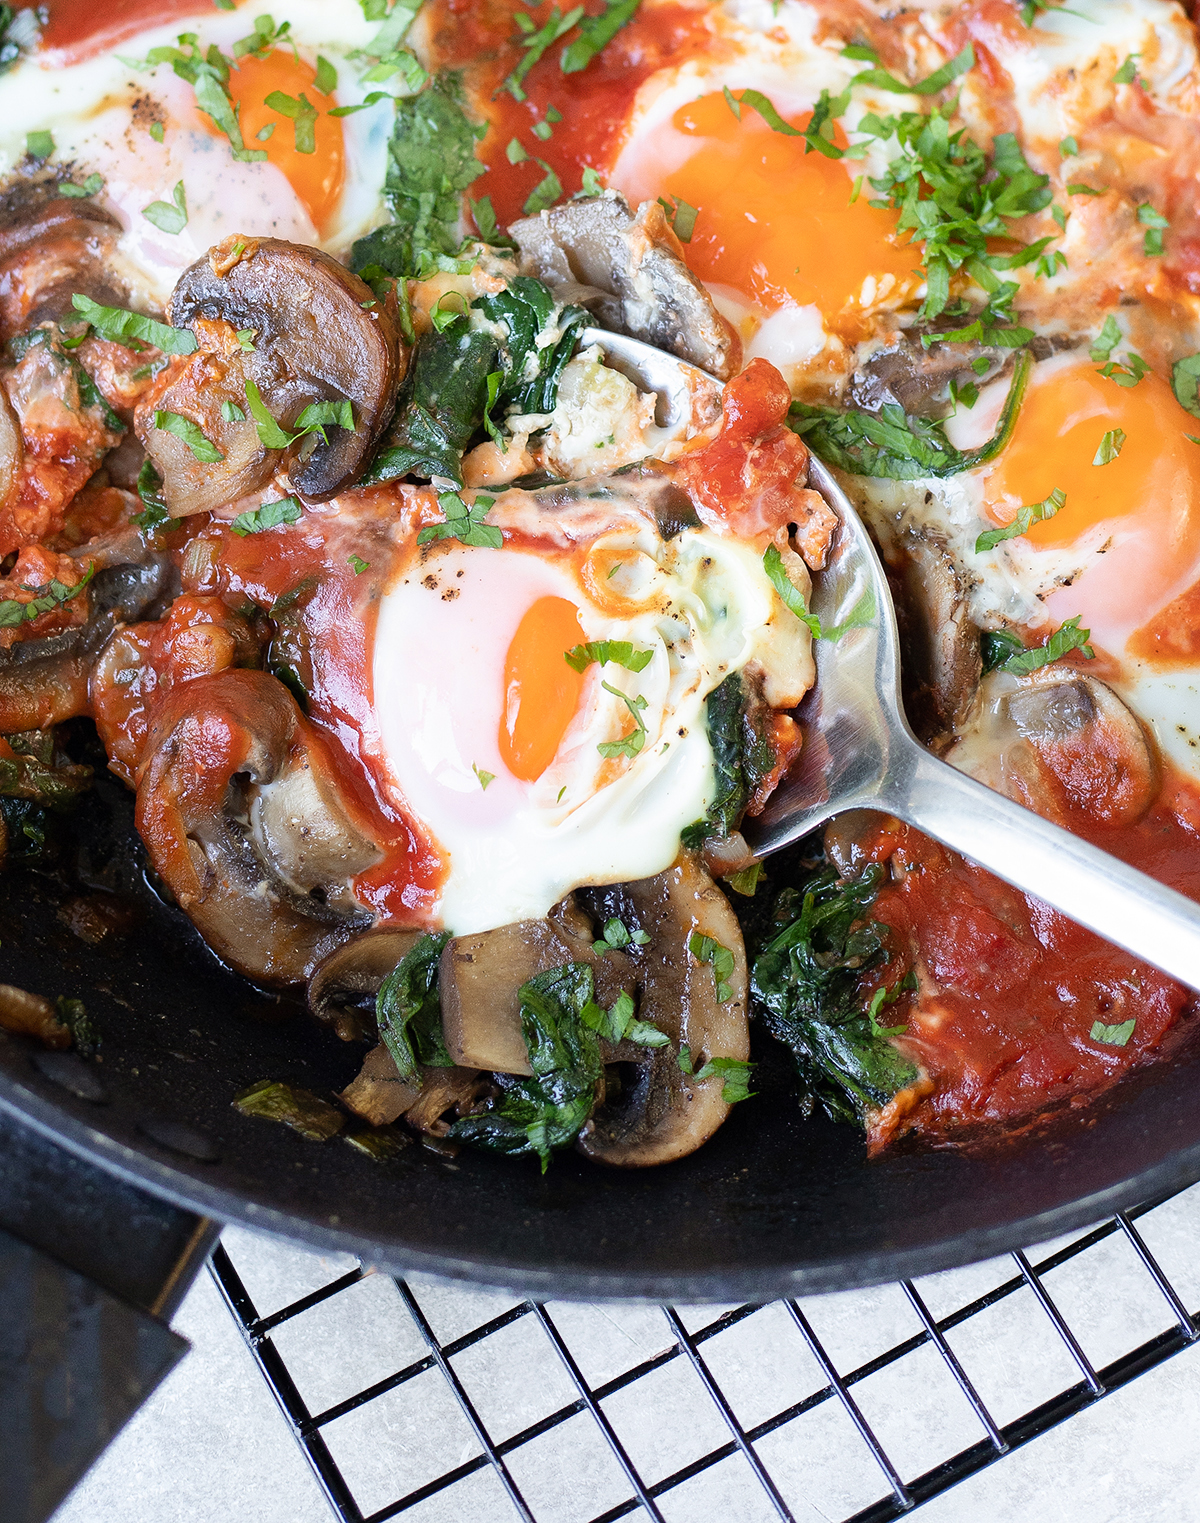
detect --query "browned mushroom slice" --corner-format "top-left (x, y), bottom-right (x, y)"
top-left (509, 195), bottom-right (741, 381)
top-left (578, 856), bottom-right (750, 1168)
top-left (0, 556), bottom-right (175, 732)
top-left (164, 238), bottom-right (404, 502)
top-left (889, 527), bottom-right (981, 749)
top-left (0, 192), bottom-right (126, 339)
top-left (136, 668), bottom-right (377, 985)
top-left (340, 1042), bottom-right (420, 1126)
top-left (947, 666), bottom-right (1159, 826)
top-left (308, 925), bottom-right (424, 1032)
top-left (0, 379), bottom-right (21, 513)
top-left (404, 1067), bottom-right (493, 1137)
top-left (439, 911), bottom-right (632, 1075)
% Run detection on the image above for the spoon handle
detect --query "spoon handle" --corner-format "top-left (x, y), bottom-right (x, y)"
top-left (882, 740), bottom-right (1200, 993)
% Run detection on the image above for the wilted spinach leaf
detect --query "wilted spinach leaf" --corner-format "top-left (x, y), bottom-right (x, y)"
top-left (451, 962), bottom-right (602, 1170)
top-left (376, 932), bottom-right (454, 1083)
top-left (751, 864), bottom-right (917, 1125)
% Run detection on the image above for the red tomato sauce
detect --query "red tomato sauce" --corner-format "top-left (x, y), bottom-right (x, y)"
top-left (216, 511), bottom-right (446, 924)
top-left (425, 0), bottom-right (719, 226)
top-left (854, 777), bottom-right (1200, 1149)
top-left (38, 0), bottom-right (222, 64)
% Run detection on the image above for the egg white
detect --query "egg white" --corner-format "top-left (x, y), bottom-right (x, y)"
top-left (372, 521), bottom-right (809, 934)
top-left (0, 0), bottom-right (393, 308)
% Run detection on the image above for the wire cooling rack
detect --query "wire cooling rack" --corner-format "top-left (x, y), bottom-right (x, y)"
top-left (208, 1183), bottom-right (1200, 1523)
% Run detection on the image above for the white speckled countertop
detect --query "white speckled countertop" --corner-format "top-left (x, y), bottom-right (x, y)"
top-left (52, 1183), bottom-right (1200, 1523)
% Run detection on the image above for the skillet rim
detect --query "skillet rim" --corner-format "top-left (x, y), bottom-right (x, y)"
top-left (4, 1070), bottom-right (1200, 1303)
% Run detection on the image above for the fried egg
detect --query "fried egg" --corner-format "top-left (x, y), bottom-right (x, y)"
top-left (0, 0), bottom-right (391, 307)
top-left (856, 348), bottom-right (1200, 785)
top-left (372, 515), bottom-right (812, 933)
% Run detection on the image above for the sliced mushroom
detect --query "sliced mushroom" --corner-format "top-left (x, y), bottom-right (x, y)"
top-left (0, 378), bottom-right (21, 512)
top-left (0, 554), bottom-right (176, 732)
top-left (404, 1067), bottom-right (493, 1137)
top-left (440, 912), bottom-right (632, 1075)
top-left (340, 1042), bottom-right (420, 1126)
top-left (307, 925), bottom-right (424, 1032)
top-left (0, 191), bottom-right (126, 339)
top-left (947, 665), bottom-right (1159, 826)
top-left (136, 668), bottom-right (377, 985)
top-left (577, 855), bottom-right (750, 1168)
top-left (888, 527), bottom-right (981, 749)
top-left (159, 238), bottom-right (404, 505)
top-left (510, 194), bottom-right (741, 380)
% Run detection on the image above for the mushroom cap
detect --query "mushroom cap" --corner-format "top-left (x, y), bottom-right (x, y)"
top-left (510, 195), bottom-right (741, 381)
top-left (136, 668), bottom-right (374, 985)
top-left (169, 239), bottom-right (404, 500)
top-left (577, 856), bottom-right (750, 1168)
top-left (0, 190), bottom-right (126, 338)
top-left (308, 926), bottom-right (425, 1028)
top-left (948, 665), bottom-right (1160, 827)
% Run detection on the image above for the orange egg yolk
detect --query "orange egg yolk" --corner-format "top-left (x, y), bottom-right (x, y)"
top-left (652, 92), bottom-right (921, 319)
top-left (500, 596), bottom-right (586, 782)
top-left (983, 362), bottom-right (1200, 552)
top-left (210, 50), bottom-right (345, 236)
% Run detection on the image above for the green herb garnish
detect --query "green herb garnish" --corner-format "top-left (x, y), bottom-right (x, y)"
top-left (154, 410), bottom-right (223, 462)
top-left (417, 490), bottom-right (502, 550)
top-left (975, 488), bottom-right (1066, 551)
top-left (229, 496), bottom-right (302, 536)
top-left (564, 640), bottom-right (653, 675)
top-left (1093, 427), bottom-right (1126, 465)
top-left (142, 179), bottom-right (188, 234)
top-left (71, 294), bottom-right (197, 355)
top-left (688, 931), bottom-right (735, 1003)
top-left (1091, 1018), bottom-right (1136, 1046)
top-left (376, 931), bottom-right (454, 1082)
top-left (597, 681), bottom-right (648, 759)
top-left (0, 563), bottom-right (94, 628)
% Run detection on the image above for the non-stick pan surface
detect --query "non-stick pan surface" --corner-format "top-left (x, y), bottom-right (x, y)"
top-left (2, 760), bottom-right (1199, 1304)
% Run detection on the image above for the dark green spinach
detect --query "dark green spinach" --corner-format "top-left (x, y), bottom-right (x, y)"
top-left (751, 865), bottom-right (917, 1125)
top-left (451, 962), bottom-right (602, 1170)
top-left (376, 932), bottom-right (454, 1083)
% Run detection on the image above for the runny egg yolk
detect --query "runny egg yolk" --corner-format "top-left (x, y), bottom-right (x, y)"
top-left (652, 92), bottom-right (921, 319)
top-left (984, 361), bottom-right (1200, 552)
top-left (500, 596), bottom-right (586, 782)
top-left (210, 50), bottom-right (345, 235)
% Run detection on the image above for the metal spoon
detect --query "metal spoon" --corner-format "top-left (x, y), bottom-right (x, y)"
top-left (587, 327), bottom-right (1200, 992)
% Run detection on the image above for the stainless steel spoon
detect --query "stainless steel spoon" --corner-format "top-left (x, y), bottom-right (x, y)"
top-left (587, 327), bottom-right (1200, 992)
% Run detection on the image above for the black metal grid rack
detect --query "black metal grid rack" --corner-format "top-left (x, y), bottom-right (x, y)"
top-left (208, 1185), bottom-right (1200, 1523)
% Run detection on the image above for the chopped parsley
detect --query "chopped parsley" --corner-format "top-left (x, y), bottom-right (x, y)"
top-left (1091, 1018), bottom-right (1136, 1046)
top-left (1090, 315), bottom-right (1122, 362)
top-left (1097, 353), bottom-right (1149, 388)
top-left (154, 410), bottom-right (223, 462)
top-left (314, 55), bottom-right (337, 95)
top-left (1112, 53), bottom-right (1140, 85)
top-left (1093, 427), bottom-right (1126, 465)
top-left (727, 862), bottom-right (763, 897)
top-left (229, 496), bottom-right (303, 536)
top-left (71, 294), bottom-right (197, 354)
top-left (417, 490), bottom-right (502, 550)
top-left (26, 129), bottom-right (52, 160)
top-left (1172, 353), bottom-right (1200, 418)
top-left (982, 615), bottom-right (1094, 675)
top-left (763, 544), bottom-right (822, 638)
top-left (657, 193), bottom-right (698, 241)
top-left (348, 554), bottom-right (370, 574)
top-left (975, 488), bottom-right (1066, 552)
top-left (1059, 135), bottom-right (1079, 156)
top-left (506, 137), bottom-right (563, 215)
top-left (472, 763), bottom-right (495, 790)
top-left (502, 5), bottom-right (583, 102)
top-left (581, 988), bottom-right (667, 1046)
top-left (132, 458), bottom-right (177, 537)
top-left (591, 917), bottom-right (650, 954)
top-left (597, 681), bottom-right (648, 759)
top-left (60, 173), bottom-right (104, 199)
top-left (561, 0), bottom-right (641, 73)
top-left (688, 931), bottom-right (736, 1003)
top-left (265, 89), bottom-right (318, 155)
top-left (244, 381), bottom-right (354, 450)
top-left (677, 1049), bottom-right (755, 1103)
top-left (564, 639), bottom-right (653, 675)
top-left (847, 40), bottom-right (976, 95)
top-left (0, 562), bottom-right (94, 628)
top-left (220, 400), bottom-right (246, 422)
top-left (142, 179), bottom-right (188, 234)
top-left (723, 85), bottom-right (802, 136)
top-left (1137, 202), bottom-right (1169, 256)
